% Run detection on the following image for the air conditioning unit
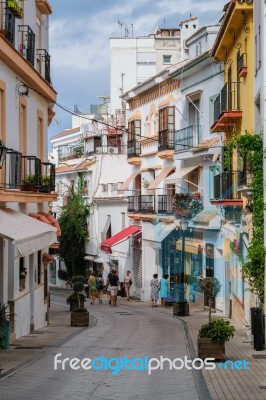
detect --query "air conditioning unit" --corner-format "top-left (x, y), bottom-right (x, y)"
top-left (108, 147), bottom-right (119, 154)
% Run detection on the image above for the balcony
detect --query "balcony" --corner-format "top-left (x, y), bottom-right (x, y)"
top-left (0, 150), bottom-right (56, 203)
top-left (127, 193), bottom-right (203, 218)
top-left (0, 8), bottom-right (16, 45)
top-left (211, 172), bottom-right (243, 206)
top-left (6, 0), bottom-right (23, 19)
top-left (238, 53), bottom-right (247, 78)
top-left (128, 195), bottom-right (155, 213)
top-left (211, 82), bottom-right (242, 132)
top-left (18, 25), bottom-right (35, 66)
top-left (175, 125), bottom-right (203, 153)
top-left (36, 49), bottom-right (51, 84)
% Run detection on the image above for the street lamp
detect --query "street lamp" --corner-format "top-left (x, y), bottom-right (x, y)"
top-left (178, 218), bottom-right (189, 316)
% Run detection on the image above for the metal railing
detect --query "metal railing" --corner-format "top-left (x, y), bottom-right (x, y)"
top-left (36, 49), bottom-right (51, 84)
top-left (213, 172), bottom-right (241, 200)
top-left (175, 125), bottom-right (203, 152)
top-left (213, 82), bottom-right (240, 122)
top-left (128, 196), bottom-right (155, 213)
top-left (18, 25), bottom-right (35, 66)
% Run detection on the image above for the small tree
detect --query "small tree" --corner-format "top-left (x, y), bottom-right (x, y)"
top-left (73, 282), bottom-right (85, 310)
top-left (59, 175), bottom-right (90, 277)
top-left (198, 277), bottom-right (221, 322)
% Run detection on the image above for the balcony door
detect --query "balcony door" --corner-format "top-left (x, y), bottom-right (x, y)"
top-left (189, 100), bottom-right (201, 145)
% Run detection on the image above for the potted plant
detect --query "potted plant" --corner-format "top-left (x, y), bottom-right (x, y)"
top-left (23, 174), bottom-right (36, 191)
top-left (197, 277), bottom-right (235, 359)
top-left (198, 319), bottom-right (235, 360)
top-left (41, 175), bottom-right (51, 193)
top-left (66, 291), bottom-right (86, 311)
top-left (7, 0), bottom-right (24, 19)
top-left (0, 303), bottom-right (12, 350)
top-left (70, 282), bottom-right (89, 326)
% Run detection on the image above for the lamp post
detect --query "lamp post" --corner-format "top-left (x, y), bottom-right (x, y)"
top-left (178, 218), bottom-right (189, 316)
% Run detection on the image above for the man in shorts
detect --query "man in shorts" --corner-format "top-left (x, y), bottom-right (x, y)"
top-left (107, 270), bottom-right (120, 306)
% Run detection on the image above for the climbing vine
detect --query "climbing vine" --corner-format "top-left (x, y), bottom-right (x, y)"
top-left (224, 132), bottom-right (265, 305)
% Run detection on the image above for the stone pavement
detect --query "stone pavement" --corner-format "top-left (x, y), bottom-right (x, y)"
top-left (1, 289), bottom-right (266, 400)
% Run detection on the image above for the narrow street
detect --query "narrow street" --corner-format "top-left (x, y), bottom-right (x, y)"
top-left (0, 292), bottom-right (206, 400)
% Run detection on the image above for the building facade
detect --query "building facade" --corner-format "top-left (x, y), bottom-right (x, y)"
top-left (0, 0), bottom-right (58, 338)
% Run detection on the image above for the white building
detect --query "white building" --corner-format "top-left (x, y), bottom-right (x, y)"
top-left (0, 0), bottom-right (58, 339)
top-left (121, 24), bottom-right (224, 304)
top-left (110, 17), bottom-right (199, 113)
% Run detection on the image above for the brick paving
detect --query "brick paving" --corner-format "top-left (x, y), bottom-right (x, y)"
top-left (1, 289), bottom-right (266, 400)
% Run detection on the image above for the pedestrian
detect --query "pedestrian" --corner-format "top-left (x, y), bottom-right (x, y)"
top-left (160, 274), bottom-right (169, 308)
top-left (124, 270), bottom-right (132, 301)
top-left (106, 271), bottom-right (112, 304)
top-left (150, 273), bottom-right (160, 307)
top-left (88, 271), bottom-right (97, 305)
top-left (107, 270), bottom-right (120, 306)
top-left (96, 273), bottom-right (104, 304)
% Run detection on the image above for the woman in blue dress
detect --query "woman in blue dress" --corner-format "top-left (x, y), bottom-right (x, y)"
top-left (160, 274), bottom-right (169, 308)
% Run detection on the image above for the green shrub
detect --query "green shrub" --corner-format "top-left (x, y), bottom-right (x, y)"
top-left (66, 292), bottom-right (86, 305)
top-left (199, 319), bottom-right (235, 344)
top-left (73, 281), bottom-right (84, 293)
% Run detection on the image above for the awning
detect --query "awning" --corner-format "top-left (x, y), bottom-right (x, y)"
top-left (165, 165), bottom-right (199, 184)
top-left (0, 207), bottom-right (57, 259)
top-left (221, 222), bottom-right (241, 243)
top-left (128, 110), bottom-right (141, 121)
top-left (101, 225), bottom-right (141, 253)
top-left (118, 170), bottom-right (140, 192)
top-left (147, 166), bottom-right (175, 190)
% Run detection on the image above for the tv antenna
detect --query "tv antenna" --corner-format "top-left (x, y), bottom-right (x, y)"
top-left (118, 20), bottom-right (123, 37)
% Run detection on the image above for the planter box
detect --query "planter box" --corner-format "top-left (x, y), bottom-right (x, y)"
top-left (71, 311), bottom-right (89, 327)
top-left (0, 324), bottom-right (10, 350)
top-left (197, 337), bottom-right (226, 360)
top-left (173, 302), bottom-right (189, 316)
top-left (69, 300), bottom-right (84, 311)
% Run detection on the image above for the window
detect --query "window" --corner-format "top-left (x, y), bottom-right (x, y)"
top-left (37, 250), bottom-right (42, 285)
top-left (111, 183), bottom-right (118, 192)
top-left (196, 42), bottom-right (202, 57)
top-left (159, 106), bottom-right (175, 132)
top-left (163, 55), bottom-right (172, 64)
top-left (101, 215), bottom-right (111, 242)
top-left (19, 258), bottom-right (26, 291)
top-left (102, 184), bottom-right (108, 192)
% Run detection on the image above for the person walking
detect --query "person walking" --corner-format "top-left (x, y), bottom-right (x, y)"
top-left (160, 274), bottom-right (169, 308)
top-left (124, 270), bottom-right (132, 301)
top-left (96, 273), bottom-right (104, 304)
top-left (106, 271), bottom-right (112, 304)
top-left (107, 270), bottom-right (120, 306)
top-left (150, 274), bottom-right (160, 307)
top-left (88, 271), bottom-right (97, 305)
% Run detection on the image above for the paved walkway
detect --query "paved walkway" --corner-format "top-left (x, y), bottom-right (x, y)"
top-left (0, 289), bottom-right (266, 400)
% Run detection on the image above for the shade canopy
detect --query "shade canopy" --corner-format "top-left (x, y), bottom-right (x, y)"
top-left (0, 207), bottom-right (57, 258)
top-left (165, 165), bottom-right (199, 184)
top-left (100, 226), bottom-right (141, 253)
top-left (147, 166), bottom-right (174, 190)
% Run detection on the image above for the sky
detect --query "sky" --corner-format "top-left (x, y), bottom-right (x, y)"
top-left (48, 0), bottom-right (227, 142)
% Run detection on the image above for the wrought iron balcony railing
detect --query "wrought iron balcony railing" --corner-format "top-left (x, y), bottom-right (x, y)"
top-left (18, 25), bottom-right (35, 66)
top-left (175, 125), bottom-right (203, 153)
top-left (213, 82), bottom-right (241, 122)
top-left (213, 172), bottom-right (242, 200)
top-left (36, 49), bottom-right (51, 84)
